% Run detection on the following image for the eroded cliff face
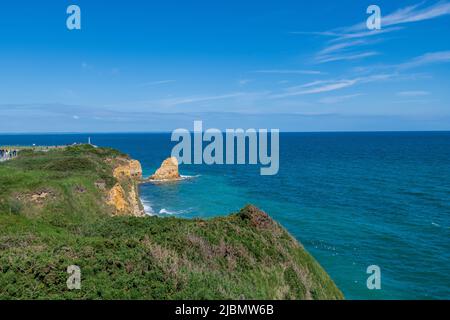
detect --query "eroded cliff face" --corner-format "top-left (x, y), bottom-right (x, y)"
top-left (107, 158), bottom-right (145, 217)
top-left (149, 156), bottom-right (180, 181)
top-left (113, 159), bottom-right (143, 180)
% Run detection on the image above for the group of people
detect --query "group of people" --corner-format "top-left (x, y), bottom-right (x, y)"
top-left (0, 148), bottom-right (18, 161)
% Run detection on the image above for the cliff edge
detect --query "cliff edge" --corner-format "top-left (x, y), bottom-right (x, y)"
top-left (108, 158), bottom-right (145, 216)
top-left (0, 145), bottom-right (343, 300)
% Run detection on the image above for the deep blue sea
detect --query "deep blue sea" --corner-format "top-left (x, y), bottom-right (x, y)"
top-left (1, 132), bottom-right (449, 299)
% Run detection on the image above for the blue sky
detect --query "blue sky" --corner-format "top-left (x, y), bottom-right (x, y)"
top-left (1, 0), bottom-right (450, 132)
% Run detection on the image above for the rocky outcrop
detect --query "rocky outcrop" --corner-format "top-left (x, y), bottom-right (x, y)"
top-left (148, 156), bottom-right (180, 181)
top-left (127, 184), bottom-right (144, 217)
top-left (107, 159), bottom-right (145, 217)
top-left (107, 183), bottom-right (127, 212)
top-left (113, 159), bottom-right (142, 180)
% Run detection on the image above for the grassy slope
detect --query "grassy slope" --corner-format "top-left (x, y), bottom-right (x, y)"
top-left (0, 145), bottom-right (343, 300)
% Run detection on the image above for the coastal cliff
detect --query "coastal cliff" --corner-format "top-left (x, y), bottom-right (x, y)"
top-left (0, 145), bottom-right (343, 300)
top-left (108, 158), bottom-right (145, 217)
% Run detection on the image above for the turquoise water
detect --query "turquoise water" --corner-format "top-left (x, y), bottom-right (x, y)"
top-left (1, 132), bottom-right (449, 299)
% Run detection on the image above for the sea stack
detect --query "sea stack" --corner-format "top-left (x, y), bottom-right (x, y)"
top-left (149, 156), bottom-right (181, 181)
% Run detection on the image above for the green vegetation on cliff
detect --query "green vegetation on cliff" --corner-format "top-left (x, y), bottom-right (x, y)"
top-left (0, 145), bottom-right (343, 299)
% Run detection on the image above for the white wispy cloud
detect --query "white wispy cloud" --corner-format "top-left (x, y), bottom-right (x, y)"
top-left (272, 73), bottom-right (395, 98)
top-left (318, 39), bottom-right (368, 55)
top-left (330, 26), bottom-right (404, 42)
top-left (273, 80), bottom-right (358, 97)
top-left (159, 92), bottom-right (245, 107)
top-left (252, 69), bottom-right (322, 75)
top-left (316, 51), bottom-right (380, 63)
top-left (333, 1), bottom-right (450, 39)
top-left (398, 51), bottom-right (450, 69)
top-left (315, 36), bottom-right (384, 63)
top-left (397, 90), bottom-right (430, 96)
top-left (140, 80), bottom-right (176, 86)
top-left (286, 80), bottom-right (331, 90)
top-left (382, 1), bottom-right (450, 26)
top-left (295, 2), bottom-right (450, 64)
top-left (319, 93), bottom-right (364, 104)
top-left (357, 51), bottom-right (450, 73)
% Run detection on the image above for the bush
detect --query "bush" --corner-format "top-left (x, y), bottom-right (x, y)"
top-left (45, 158), bottom-right (97, 172)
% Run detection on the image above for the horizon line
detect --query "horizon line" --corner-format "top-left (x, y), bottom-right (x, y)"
top-left (1, 130), bottom-right (450, 135)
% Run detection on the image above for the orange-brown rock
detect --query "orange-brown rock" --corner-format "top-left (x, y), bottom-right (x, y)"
top-left (107, 182), bottom-right (145, 217)
top-left (113, 159), bottom-right (142, 180)
top-left (107, 183), bottom-right (127, 213)
top-left (107, 159), bottom-right (145, 217)
top-left (149, 156), bottom-right (180, 181)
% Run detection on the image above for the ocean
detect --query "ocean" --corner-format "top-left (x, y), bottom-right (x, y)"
top-left (1, 132), bottom-right (449, 299)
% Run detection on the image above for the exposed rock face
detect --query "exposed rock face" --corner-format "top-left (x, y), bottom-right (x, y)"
top-left (107, 183), bottom-right (127, 212)
top-left (107, 159), bottom-right (145, 217)
top-left (149, 156), bottom-right (180, 181)
top-left (127, 185), bottom-right (143, 217)
top-left (113, 159), bottom-right (142, 180)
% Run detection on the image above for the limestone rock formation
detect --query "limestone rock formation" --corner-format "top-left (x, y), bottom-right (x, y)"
top-left (107, 158), bottom-right (145, 217)
top-left (107, 183), bottom-right (127, 213)
top-left (113, 159), bottom-right (142, 180)
top-left (149, 156), bottom-right (180, 181)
